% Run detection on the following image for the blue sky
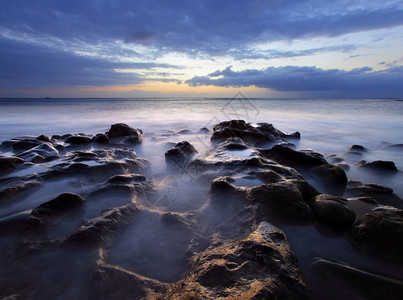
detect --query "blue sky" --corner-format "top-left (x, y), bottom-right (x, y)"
top-left (1, 0), bottom-right (403, 98)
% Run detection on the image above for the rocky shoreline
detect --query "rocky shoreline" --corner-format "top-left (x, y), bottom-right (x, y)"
top-left (0, 120), bottom-right (402, 299)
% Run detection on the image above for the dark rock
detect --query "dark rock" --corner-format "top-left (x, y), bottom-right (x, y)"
top-left (36, 135), bottom-right (52, 143)
top-left (177, 129), bottom-right (192, 134)
top-left (107, 123), bottom-right (143, 143)
top-left (312, 164), bottom-right (348, 186)
top-left (165, 141), bottom-right (197, 169)
top-left (285, 131), bottom-right (301, 139)
top-left (345, 180), bottom-right (403, 209)
top-left (163, 222), bottom-right (312, 299)
top-left (106, 174), bottom-right (148, 185)
top-left (11, 139), bottom-right (44, 152)
top-left (65, 135), bottom-right (92, 145)
top-left (0, 156), bottom-right (25, 173)
top-left (70, 151), bottom-right (98, 162)
top-left (31, 193), bottom-right (84, 218)
top-left (359, 160), bottom-right (398, 171)
top-left (327, 154), bottom-right (344, 164)
top-left (0, 211), bottom-right (43, 235)
top-left (347, 145), bottom-right (369, 152)
top-left (218, 137), bottom-right (248, 150)
top-left (260, 145), bottom-right (328, 168)
top-left (247, 182), bottom-right (314, 224)
top-left (210, 177), bottom-right (237, 195)
top-left (66, 202), bottom-right (138, 245)
top-left (0, 180), bottom-right (42, 204)
top-left (310, 194), bottom-right (356, 229)
top-left (382, 144), bottom-right (403, 151)
top-left (199, 127), bottom-right (210, 133)
top-left (211, 120), bottom-right (286, 146)
top-left (16, 143), bottom-right (59, 160)
top-left (349, 206), bottom-right (403, 263)
top-left (91, 133), bottom-right (109, 144)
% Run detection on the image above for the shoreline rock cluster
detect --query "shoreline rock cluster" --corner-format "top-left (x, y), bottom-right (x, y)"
top-left (0, 120), bottom-right (402, 299)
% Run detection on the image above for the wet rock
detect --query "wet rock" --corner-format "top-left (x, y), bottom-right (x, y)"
top-left (66, 202), bottom-right (138, 245)
top-left (31, 193), bottom-right (84, 218)
top-left (311, 164), bottom-right (348, 186)
top-left (106, 174), bottom-right (148, 185)
top-left (349, 206), bottom-right (403, 264)
top-left (336, 162), bottom-right (350, 171)
top-left (0, 210), bottom-right (44, 235)
top-left (287, 178), bottom-right (320, 204)
top-left (164, 222), bottom-right (312, 299)
top-left (359, 160), bottom-right (398, 172)
top-left (94, 264), bottom-right (167, 299)
top-left (347, 145), bottom-right (369, 152)
top-left (210, 177), bottom-right (238, 195)
top-left (327, 154), bottom-right (344, 164)
top-left (0, 156), bottom-right (25, 173)
top-left (199, 127), bottom-right (210, 133)
top-left (65, 135), bottom-right (92, 145)
top-left (107, 123), bottom-right (143, 143)
top-left (70, 151), bottom-right (98, 162)
top-left (0, 180), bottom-right (42, 204)
top-left (91, 133), bottom-right (108, 144)
top-left (16, 143), bottom-right (59, 161)
top-left (218, 137), bottom-right (248, 150)
top-left (310, 194), bottom-right (356, 229)
top-left (211, 120), bottom-right (288, 146)
top-left (36, 135), bottom-right (52, 143)
top-left (260, 145), bottom-right (328, 168)
top-left (247, 182), bottom-right (314, 224)
top-left (285, 131), bottom-right (301, 139)
top-left (177, 129), bottom-right (192, 134)
top-left (345, 180), bottom-right (403, 209)
top-left (165, 141), bottom-right (197, 169)
top-left (11, 139), bottom-right (44, 152)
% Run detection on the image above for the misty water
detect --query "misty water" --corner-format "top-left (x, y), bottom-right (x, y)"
top-left (1, 97), bottom-right (402, 297)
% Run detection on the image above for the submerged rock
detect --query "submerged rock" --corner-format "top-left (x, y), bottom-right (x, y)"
top-left (0, 156), bottom-right (25, 173)
top-left (349, 206), bottom-right (403, 264)
top-left (31, 193), bottom-right (84, 218)
top-left (163, 222), bottom-right (312, 299)
top-left (91, 133), bottom-right (109, 144)
top-left (312, 164), bottom-right (348, 186)
top-left (64, 135), bottom-right (92, 145)
top-left (358, 160), bottom-right (398, 172)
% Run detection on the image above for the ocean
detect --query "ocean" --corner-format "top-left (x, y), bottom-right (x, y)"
top-left (1, 97), bottom-right (402, 196)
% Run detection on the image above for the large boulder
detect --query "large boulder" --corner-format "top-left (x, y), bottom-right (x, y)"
top-left (162, 222), bottom-right (312, 299)
top-left (260, 145), bottom-right (328, 168)
top-left (349, 206), bottom-right (403, 264)
top-left (107, 123), bottom-right (143, 143)
top-left (0, 156), bottom-right (25, 173)
top-left (310, 194), bottom-right (356, 229)
top-left (211, 120), bottom-right (295, 146)
top-left (247, 182), bottom-right (314, 224)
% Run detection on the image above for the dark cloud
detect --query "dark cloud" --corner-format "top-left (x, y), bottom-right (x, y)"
top-left (186, 66), bottom-right (403, 97)
top-left (1, 0), bottom-right (402, 54)
top-left (0, 39), bottom-right (179, 89)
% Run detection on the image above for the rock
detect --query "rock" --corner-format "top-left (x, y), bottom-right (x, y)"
top-left (311, 164), bottom-right (348, 186)
top-left (310, 194), bottom-right (356, 229)
top-left (36, 135), bottom-right (52, 143)
top-left (247, 182), bottom-right (314, 224)
top-left (177, 129), bottom-right (192, 134)
top-left (345, 180), bottom-right (403, 209)
top-left (382, 144), bottom-right (403, 151)
top-left (349, 206), bottom-right (403, 263)
top-left (65, 135), bottom-right (92, 145)
top-left (359, 160), bottom-right (398, 172)
top-left (163, 222), bottom-right (312, 299)
top-left (346, 145), bottom-right (369, 152)
top-left (0, 156), bottom-right (25, 173)
top-left (0, 211), bottom-right (43, 235)
top-left (66, 202), bottom-right (138, 245)
top-left (16, 143), bottom-right (59, 161)
top-left (31, 193), bottom-right (84, 218)
top-left (11, 139), bottom-right (44, 152)
top-left (210, 177), bottom-right (238, 195)
top-left (107, 123), bottom-right (143, 143)
top-left (285, 131), bottom-right (301, 139)
top-left (326, 154), bottom-right (344, 164)
top-left (0, 180), bottom-right (42, 204)
top-left (199, 127), bottom-right (210, 133)
top-left (211, 120), bottom-right (287, 146)
top-left (106, 174), bottom-right (148, 185)
top-left (260, 145), bottom-right (328, 168)
top-left (165, 141), bottom-right (197, 169)
top-left (218, 137), bottom-right (248, 150)
top-left (91, 133), bottom-right (109, 144)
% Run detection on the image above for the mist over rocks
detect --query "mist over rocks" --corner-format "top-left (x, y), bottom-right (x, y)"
top-left (0, 120), bottom-right (402, 299)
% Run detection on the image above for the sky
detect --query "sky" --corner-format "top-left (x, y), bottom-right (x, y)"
top-left (1, 0), bottom-right (403, 98)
